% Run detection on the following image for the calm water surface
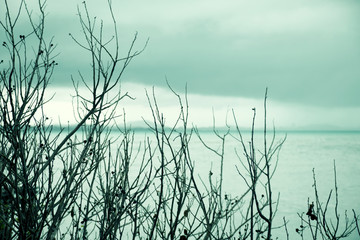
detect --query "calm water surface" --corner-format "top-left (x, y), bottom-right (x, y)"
top-left (188, 130), bottom-right (360, 239)
top-left (58, 128), bottom-right (360, 239)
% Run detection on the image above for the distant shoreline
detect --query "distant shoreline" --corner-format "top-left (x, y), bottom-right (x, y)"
top-left (38, 124), bottom-right (360, 134)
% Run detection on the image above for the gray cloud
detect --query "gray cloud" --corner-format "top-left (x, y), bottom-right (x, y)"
top-left (124, 0), bottom-right (360, 107)
top-left (2, 0), bottom-right (360, 108)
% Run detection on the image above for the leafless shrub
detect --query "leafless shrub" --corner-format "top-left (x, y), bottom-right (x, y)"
top-left (1, 1), bottom-right (358, 240)
top-left (0, 0), bottom-right (144, 239)
top-left (230, 88), bottom-right (286, 240)
top-left (296, 161), bottom-right (358, 240)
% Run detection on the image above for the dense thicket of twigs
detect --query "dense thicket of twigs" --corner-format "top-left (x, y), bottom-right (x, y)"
top-left (0, 1), bottom-right (359, 239)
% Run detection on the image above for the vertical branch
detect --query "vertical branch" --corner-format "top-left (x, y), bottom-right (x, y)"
top-left (145, 88), bottom-right (165, 240)
top-left (353, 210), bottom-right (360, 236)
top-left (263, 87), bottom-right (273, 239)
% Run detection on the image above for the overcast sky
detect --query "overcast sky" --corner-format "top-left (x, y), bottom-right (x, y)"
top-left (2, 0), bottom-right (360, 129)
